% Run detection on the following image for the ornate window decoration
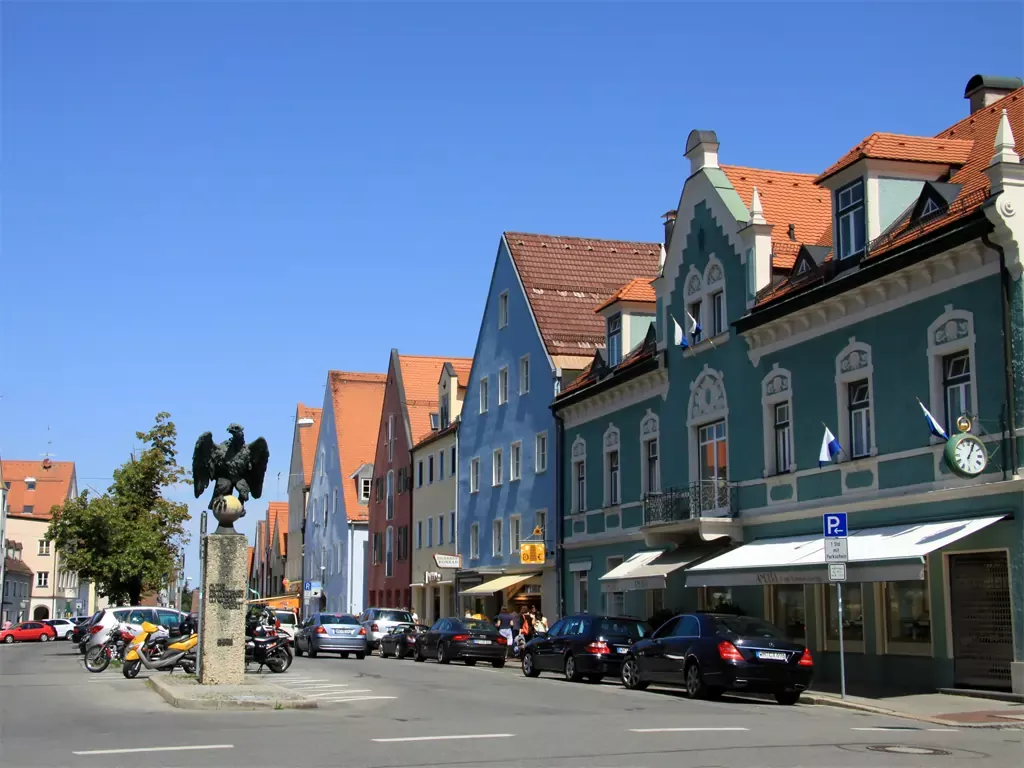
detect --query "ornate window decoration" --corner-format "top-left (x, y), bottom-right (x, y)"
top-left (834, 338), bottom-right (877, 460)
top-left (603, 424), bottom-right (621, 508)
top-left (686, 366), bottom-right (729, 487)
top-left (640, 410), bottom-right (660, 495)
top-left (926, 305), bottom-right (977, 440)
top-left (761, 364), bottom-right (795, 476)
top-left (571, 436), bottom-right (587, 513)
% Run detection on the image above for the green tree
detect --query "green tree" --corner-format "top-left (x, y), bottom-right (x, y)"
top-left (47, 413), bottom-right (191, 605)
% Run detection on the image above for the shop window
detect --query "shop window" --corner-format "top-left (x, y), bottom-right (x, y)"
top-left (771, 585), bottom-right (806, 643)
top-left (824, 583), bottom-right (865, 650)
top-left (884, 573), bottom-right (931, 654)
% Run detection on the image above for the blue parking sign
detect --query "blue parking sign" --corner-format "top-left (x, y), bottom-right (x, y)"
top-left (823, 513), bottom-right (848, 538)
top-left (304, 581), bottom-right (312, 592)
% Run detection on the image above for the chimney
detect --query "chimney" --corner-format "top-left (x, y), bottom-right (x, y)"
top-left (661, 209), bottom-right (677, 250)
top-left (684, 129), bottom-right (720, 175)
top-left (965, 74), bottom-right (1023, 115)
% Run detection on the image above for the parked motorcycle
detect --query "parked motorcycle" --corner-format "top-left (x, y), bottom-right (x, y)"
top-left (84, 624), bottom-right (135, 673)
top-left (245, 607), bottom-right (291, 673)
top-left (122, 619), bottom-right (196, 679)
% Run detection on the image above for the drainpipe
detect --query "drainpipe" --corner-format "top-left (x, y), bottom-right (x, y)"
top-left (554, 412), bottom-right (566, 620)
top-left (982, 234), bottom-right (1020, 478)
top-left (453, 417), bottom-right (461, 614)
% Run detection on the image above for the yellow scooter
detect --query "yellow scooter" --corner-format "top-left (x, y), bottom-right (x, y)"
top-left (123, 620), bottom-right (197, 679)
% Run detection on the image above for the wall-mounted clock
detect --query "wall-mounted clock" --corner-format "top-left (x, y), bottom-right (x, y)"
top-left (943, 415), bottom-right (988, 478)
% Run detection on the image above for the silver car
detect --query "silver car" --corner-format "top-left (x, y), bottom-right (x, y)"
top-left (295, 613), bottom-right (367, 658)
top-left (84, 607), bottom-right (187, 653)
top-left (359, 607), bottom-right (414, 650)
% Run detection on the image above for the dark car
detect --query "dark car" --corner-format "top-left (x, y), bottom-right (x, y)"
top-left (295, 613), bottom-right (367, 659)
top-left (620, 612), bottom-right (813, 705)
top-left (521, 614), bottom-right (651, 683)
top-left (378, 623), bottom-right (428, 659)
top-left (414, 617), bottom-right (507, 667)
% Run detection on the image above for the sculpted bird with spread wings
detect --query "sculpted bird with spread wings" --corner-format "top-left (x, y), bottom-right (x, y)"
top-left (192, 424), bottom-right (270, 510)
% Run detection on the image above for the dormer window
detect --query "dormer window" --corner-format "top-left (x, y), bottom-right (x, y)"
top-left (25, 478), bottom-right (36, 491)
top-left (921, 198), bottom-right (940, 217)
top-left (359, 477), bottom-right (371, 503)
top-left (836, 179), bottom-right (865, 260)
top-left (429, 412), bottom-right (440, 430)
top-left (607, 313), bottom-right (622, 367)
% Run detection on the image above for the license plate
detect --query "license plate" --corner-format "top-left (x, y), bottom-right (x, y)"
top-left (616, 647), bottom-right (628, 654)
top-left (755, 651), bottom-right (787, 661)
top-left (473, 639), bottom-right (492, 645)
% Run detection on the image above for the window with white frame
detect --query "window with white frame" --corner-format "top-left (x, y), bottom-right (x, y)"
top-left (510, 441), bottom-right (522, 481)
top-left (492, 449), bottom-right (503, 486)
top-left (498, 366), bottom-right (509, 405)
top-left (571, 437), bottom-right (587, 513)
top-left (360, 477), bottom-right (371, 502)
top-left (519, 355), bottom-right (530, 394)
top-left (429, 412), bottom-right (439, 430)
top-left (437, 514), bottom-right (445, 548)
top-left (774, 402), bottom-right (793, 473)
top-left (416, 521), bottom-right (423, 549)
top-left (470, 457), bottom-right (480, 493)
top-left (761, 365), bottom-right (794, 476)
top-left (387, 414), bottom-right (394, 462)
top-left (604, 556), bottom-right (625, 615)
top-left (479, 377), bottom-right (489, 413)
top-left (385, 527), bottom-right (394, 577)
top-left (699, 421), bottom-right (728, 485)
top-left (438, 450), bottom-right (445, 480)
top-left (492, 519), bottom-right (503, 556)
top-left (835, 339), bottom-right (876, 461)
top-left (836, 179), bottom-right (866, 260)
top-left (710, 290), bottom-right (725, 336)
top-left (535, 509), bottom-right (547, 540)
top-left (604, 427), bottom-right (620, 508)
top-left (428, 455), bottom-right (434, 484)
top-left (535, 432), bottom-right (548, 473)
top-left (386, 470), bottom-right (395, 519)
top-left (574, 570), bottom-right (589, 613)
top-left (498, 290), bottom-right (509, 329)
top-left (37, 571), bottom-right (49, 588)
top-left (470, 523), bottom-right (480, 559)
top-left (37, 539), bottom-right (50, 556)
top-left (427, 516), bottom-right (433, 547)
top-left (640, 411), bottom-right (660, 495)
top-left (607, 313), bottom-right (623, 366)
top-left (449, 510), bottom-right (456, 544)
top-left (510, 515), bottom-right (521, 552)
top-left (688, 299), bottom-right (704, 343)
top-left (417, 461), bottom-right (424, 488)
top-left (943, 352), bottom-right (971, 429)
top-left (927, 308), bottom-right (977, 440)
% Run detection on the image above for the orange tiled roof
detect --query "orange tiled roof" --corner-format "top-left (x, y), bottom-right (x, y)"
top-left (247, 546), bottom-right (255, 577)
top-left (397, 355), bottom-right (471, 446)
top-left (558, 328), bottom-right (659, 398)
top-left (267, 501), bottom-right (288, 556)
top-left (720, 166), bottom-right (832, 270)
top-left (504, 232), bottom-right (661, 355)
top-left (815, 132), bottom-right (974, 184)
top-left (1, 460), bottom-right (76, 520)
top-left (594, 278), bottom-right (656, 312)
top-left (328, 371), bottom-right (387, 523)
top-left (295, 404), bottom-right (322, 487)
top-left (450, 360), bottom-right (472, 387)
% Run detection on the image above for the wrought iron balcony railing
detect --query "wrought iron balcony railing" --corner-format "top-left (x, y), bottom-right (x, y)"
top-left (643, 481), bottom-right (738, 526)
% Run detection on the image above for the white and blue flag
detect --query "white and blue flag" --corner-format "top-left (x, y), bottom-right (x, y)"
top-left (671, 311), bottom-right (704, 349)
top-left (819, 426), bottom-right (842, 468)
top-left (916, 398), bottom-right (948, 440)
top-left (672, 315), bottom-right (689, 349)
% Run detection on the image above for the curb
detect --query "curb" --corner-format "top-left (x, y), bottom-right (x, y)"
top-left (147, 677), bottom-right (318, 711)
top-left (801, 693), bottom-right (1023, 729)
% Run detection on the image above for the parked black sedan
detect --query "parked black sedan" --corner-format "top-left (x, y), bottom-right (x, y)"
top-left (522, 614), bottom-right (651, 683)
top-left (620, 612), bottom-right (813, 705)
top-left (378, 623), bottom-right (428, 659)
top-left (414, 617), bottom-right (507, 666)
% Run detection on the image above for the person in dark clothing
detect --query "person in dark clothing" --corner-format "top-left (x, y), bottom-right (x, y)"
top-left (495, 605), bottom-right (515, 656)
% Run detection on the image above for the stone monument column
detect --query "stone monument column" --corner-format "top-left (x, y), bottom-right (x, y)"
top-left (198, 496), bottom-right (248, 685)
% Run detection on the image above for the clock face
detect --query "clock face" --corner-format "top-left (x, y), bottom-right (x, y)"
top-left (954, 437), bottom-right (987, 476)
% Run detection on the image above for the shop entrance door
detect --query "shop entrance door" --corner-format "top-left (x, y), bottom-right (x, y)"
top-left (949, 552), bottom-right (1013, 690)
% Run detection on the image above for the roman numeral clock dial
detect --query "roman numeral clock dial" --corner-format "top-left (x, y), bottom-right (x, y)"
top-left (943, 420), bottom-right (988, 478)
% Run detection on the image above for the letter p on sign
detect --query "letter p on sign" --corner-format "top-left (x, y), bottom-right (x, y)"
top-left (823, 513), bottom-right (848, 538)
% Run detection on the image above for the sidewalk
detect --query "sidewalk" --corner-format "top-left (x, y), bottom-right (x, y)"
top-left (801, 690), bottom-right (1024, 728)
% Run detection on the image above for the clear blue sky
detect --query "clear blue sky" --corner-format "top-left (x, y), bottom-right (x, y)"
top-left (3, 2), bottom-right (1022, 586)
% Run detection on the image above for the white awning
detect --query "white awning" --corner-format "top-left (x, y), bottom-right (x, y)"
top-left (686, 515), bottom-right (1006, 587)
top-left (599, 548), bottom-right (705, 592)
top-left (460, 573), bottom-right (539, 596)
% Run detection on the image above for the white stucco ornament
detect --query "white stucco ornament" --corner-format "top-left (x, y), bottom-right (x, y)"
top-left (689, 367), bottom-right (727, 422)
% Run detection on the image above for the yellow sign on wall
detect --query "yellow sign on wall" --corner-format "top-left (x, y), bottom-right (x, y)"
top-left (519, 542), bottom-right (546, 565)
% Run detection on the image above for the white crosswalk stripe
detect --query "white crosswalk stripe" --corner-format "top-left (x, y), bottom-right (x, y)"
top-left (272, 676), bottom-right (389, 706)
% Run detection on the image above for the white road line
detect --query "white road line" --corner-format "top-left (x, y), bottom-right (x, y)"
top-left (73, 745), bottom-right (234, 756)
top-left (628, 727), bottom-right (750, 733)
top-left (850, 727), bottom-right (921, 731)
top-left (372, 734), bottom-right (515, 743)
top-left (927, 728), bottom-right (959, 732)
top-left (286, 678), bottom-right (329, 683)
top-left (308, 689), bottom-right (372, 698)
top-left (325, 696), bottom-right (398, 703)
top-left (288, 684), bottom-right (350, 689)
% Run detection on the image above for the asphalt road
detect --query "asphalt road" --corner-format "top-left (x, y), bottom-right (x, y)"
top-left (1, 640), bottom-right (1022, 768)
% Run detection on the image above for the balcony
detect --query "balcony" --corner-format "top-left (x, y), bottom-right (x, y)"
top-left (643, 481), bottom-right (738, 533)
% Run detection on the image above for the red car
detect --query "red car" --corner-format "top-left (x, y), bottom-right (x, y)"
top-left (1, 621), bottom-right (58, 644)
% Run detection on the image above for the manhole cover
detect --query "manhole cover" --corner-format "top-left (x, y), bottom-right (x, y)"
top-left (867, 746), bottom-right (952, 756)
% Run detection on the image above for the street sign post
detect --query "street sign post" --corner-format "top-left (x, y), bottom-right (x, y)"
top-left (823, 513), bottom-right (849, 699)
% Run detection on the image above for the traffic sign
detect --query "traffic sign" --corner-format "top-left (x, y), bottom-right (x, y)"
top-left (824, 538), bottom-right (849, 562)
top-left (823, 513), bottom-right (848, 538)
top-left (828, 563), bottom-right (847, 582)
top-left (304, 581), bottom-right (312, 592)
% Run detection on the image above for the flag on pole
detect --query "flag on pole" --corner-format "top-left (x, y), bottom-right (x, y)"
top-left (685, 310), bottom-right (703, 342)
top-left (672, 315), bottom-right (689, 349)
top-left (916, 398), bottom-right (948, 440)
top-left (819, 426), bottom-right (842, 468)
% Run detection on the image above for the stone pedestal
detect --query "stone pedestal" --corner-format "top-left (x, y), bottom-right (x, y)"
top-left (199, 532), bottom-right (248, 685)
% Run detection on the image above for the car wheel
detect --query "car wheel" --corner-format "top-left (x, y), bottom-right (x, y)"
top-left (355, 652), bottom-right (365, 660)
top-left (774, 690), bottom-right (801, 706)
top-left (396, 647), bottom-right (406, 660)
top-left (294, 643), bottom-right (304, 657)
top-left (685, 661), bottom-right (707, 699)
top-left (620, 657), bottom-right (648, 690)
top-left (379, 644), bottom-right (388, 658)
top-left (437, 643), bottom-right (450, 664)
top-left (564, 654), bottom-right (583, 682)
top-left (65, 630), bottom-right (74, 641)
top-left (522, 652), bottom-right (540, 678)
top-left (39, 634), bottom-right (49, 643)
top-left (308, 646), bottom-right (318, 659)
top-left (3, 636), bottom-right (13, 644)
top-left (414, 645), bottom-right (425, 662)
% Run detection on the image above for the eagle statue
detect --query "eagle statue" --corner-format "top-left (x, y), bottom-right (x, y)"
top-left (192, 424), bottom-right (270, 515)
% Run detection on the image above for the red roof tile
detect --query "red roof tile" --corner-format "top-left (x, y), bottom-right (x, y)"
top-left (267, 501), bottom-right (288, 556)
top-left (720, 166), bottom-right (833, 270)
top-left (327, 371), bottom-right (387, 522)
top-left (397, 355), bottom-right (472, 446)
top-left (594, 278), bottom-right (656, 312)
top-left (504, 232), bottom-right (661, 355)
top-left (247, 546), bottom-right (255, 578)
top-left (450, 360), bottom-right (472, 387)
top-left (1, 460), bottom-right (76, 520)
top-left (4, 555), bottom-right (32, 577)
top-left (295, 404), bottom-right (322, 487)
top-left (815, 133), bottom-right (974, 184)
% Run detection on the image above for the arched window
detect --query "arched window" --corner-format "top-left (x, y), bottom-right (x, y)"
top-left (603, 425), bottom-right (621, 507)
top-left (834, 338), bottom-right (876, 460)
top-left (640, 410), bottom-right (660, 494)
top-left (926, 306), bottom-right (977, 438)
top-left (571, 436), bottom-right (587, 513)
top-left (761, 364), bottom-right (794, 476)
top-left (687, 366), bottom-right (730, 512)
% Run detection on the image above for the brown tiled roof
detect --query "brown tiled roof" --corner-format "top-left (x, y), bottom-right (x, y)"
top-left (720, 166), bottom-right (832, 270)
top-left (267, 501), bottom-right (288, 556)
top-left (328, 371), bottom-right (387, 522)
top-left (295, 404), bottom-right (322, 487)
top-left (815, 133), bottom-right (974, 184)
top-left (1, 460), bottom-right (76, 520)
top-left (504, 232), bottom-right (661, 355)
top-left (397, 355), bottom-right (471, 446)
top-left (4, 556), bottom-right (32, 577)
top-left (557, 329), bottom-right (659, 398)
top-left (594, 278), bottom-right (656, 312)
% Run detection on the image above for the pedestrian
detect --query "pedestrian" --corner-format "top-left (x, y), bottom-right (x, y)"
top-left (411, 608), bottom-right (419, 625)
top-left (464, 610), bottom-right (473, 619)
top-left (496, 604), bottom-right (515, 656)
top-left (519, 605), bottom-right (534, 644)
top-left (533, 609), bottom-right (548, 635)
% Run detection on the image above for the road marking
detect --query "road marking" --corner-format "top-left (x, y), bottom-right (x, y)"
top-left (851, 727), bottom-right (921, 731)
top-left (372, 734), bottom-right (515, 743)
top-left (286, 678), bottom-right (329, 683)
top-left (73, 745), bottom-right (234, 756)
top-left (289, 684), bottom-right (350, 689)
top-left (326, 696), bottom-right (398, 703)
top-left (308, 689), bottom-right (372, 698)
top-left (629, 727), bottom-right (749, 733)
top-left (927, 728), bottom-right (959, 732)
